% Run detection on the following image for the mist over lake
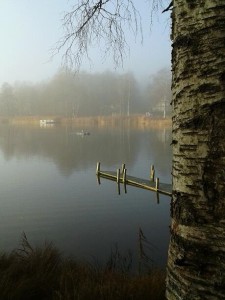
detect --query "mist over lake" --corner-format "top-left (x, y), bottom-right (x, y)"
top-left (0, 124), bottom-right (172, 268)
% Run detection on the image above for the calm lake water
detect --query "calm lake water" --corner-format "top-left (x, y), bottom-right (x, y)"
top-left (0, 124), bottom-right (172, 269)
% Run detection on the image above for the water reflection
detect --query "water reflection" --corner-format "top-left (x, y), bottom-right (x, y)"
top-left (0, 124), bottom-right (172, 268)
top-left (0, 124), bottom-right (171, 176)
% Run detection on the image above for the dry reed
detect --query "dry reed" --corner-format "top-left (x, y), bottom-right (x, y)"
top-left (0, 233), bottom-right (166, 300)
top-left (0, 115), bottom-right (171, 129)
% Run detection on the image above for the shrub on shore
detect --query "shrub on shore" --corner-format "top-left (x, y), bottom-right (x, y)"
top-left (0, 233), bottom-right (166, 300)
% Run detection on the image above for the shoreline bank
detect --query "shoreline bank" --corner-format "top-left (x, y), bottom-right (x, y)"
top-left (0, 234), bottom-right (166, 299)
top-left (0, 115), bottom-right (172, 129)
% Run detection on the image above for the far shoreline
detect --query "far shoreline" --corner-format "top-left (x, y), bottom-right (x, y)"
top-left (0, 115), bottom-right (172, 129)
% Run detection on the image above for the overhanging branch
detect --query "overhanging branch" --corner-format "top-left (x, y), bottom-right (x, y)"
top-left (52, 0), bottom-right (167, 70)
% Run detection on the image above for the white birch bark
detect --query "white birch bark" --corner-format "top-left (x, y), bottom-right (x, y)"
top-left (166, 0), bottom-right (225, 299)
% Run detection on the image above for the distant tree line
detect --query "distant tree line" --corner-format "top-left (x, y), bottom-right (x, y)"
top-left (0, 68), bottom-right (171, 117)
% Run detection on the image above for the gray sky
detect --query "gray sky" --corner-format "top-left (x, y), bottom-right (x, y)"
top-left (0, 0), bottom-right (171, 86)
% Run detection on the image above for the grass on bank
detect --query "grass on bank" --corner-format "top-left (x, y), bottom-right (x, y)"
top-left (0, 233), bottom-right (166, 300)
top-left (0, 115), bottom-right (172, 129)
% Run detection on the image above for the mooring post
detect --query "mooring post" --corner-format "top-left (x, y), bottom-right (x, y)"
top-left (155, 177), bottom-right (159, 191)
top-left (150, 165), bottom-right (155, 182)
top-left (156, 177), bottom-right (159, 190)
top-left (121, 163), bottom-right (126, 176)
top-left (96, 162), bottom-right (100, 175)
top-left (117, 168), bottom-right (121, 195)
top-left (97, 174), bottom-right (101, 185)
top-left (123, 168), bottom-right (127, 193)
top-left (116, 168), bottom-right (120, 184)
top-left (122, 168), bottom-right (127, 183)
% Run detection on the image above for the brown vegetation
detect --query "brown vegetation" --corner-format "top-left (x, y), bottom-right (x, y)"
top-left (0, 234), bottom-right (166, 300)
top-left (0, 115), bottom-right (171, 129)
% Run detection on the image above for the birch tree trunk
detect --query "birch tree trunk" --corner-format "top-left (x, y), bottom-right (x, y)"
top-left (166, 1), bottom-right (225, 299)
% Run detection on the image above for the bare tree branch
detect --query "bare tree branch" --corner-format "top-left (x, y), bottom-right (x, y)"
top-left (53, 0), bottom-right (168, 70)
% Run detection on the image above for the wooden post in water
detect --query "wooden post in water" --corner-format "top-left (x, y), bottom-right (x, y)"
top-left (122, 168), bottom-right (127, 183)
top-left (123, 168), bottom-right (127, 193)
top-left (96, 162), bottom-right (101, 184)
top-left (116, 168), bottom-right (120, 184)
top-left (155, 177), bottom-right (159, 191)
top-left (117, 168), bottom-right (121, 195)
top-left (97, 175), bottom-right (101, 185)
top-left (96, 162), bottom-right (100, 175)
top-left (121, 163), bottom-right (126, 176)
top-left (150, 165), bottom-right (155, 182)
top-left (155, 177), bottom-right (159, 202)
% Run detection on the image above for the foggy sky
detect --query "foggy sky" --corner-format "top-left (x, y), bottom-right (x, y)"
top-left (0, 0), bottom-right (171, 86)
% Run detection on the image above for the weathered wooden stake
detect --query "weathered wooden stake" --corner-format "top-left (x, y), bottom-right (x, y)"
top-left (121, 163), bottom-right (126, 175)
top-left (122, 168), bottom-right (127, 183)
top-left (150, 165), bottom-right (155, 181)
top-left (155, 177), bottom-right (159, 191)
top-left (117, 168), bottom-right (121, 195)
top-left (97, 174), bottom-right (101, 185)
top-left (96, 162), bottom-right (100, 175)
top-left (123, 168), bottom-right (127, 193)
top-left (116, 168), bottom-right (120, 184)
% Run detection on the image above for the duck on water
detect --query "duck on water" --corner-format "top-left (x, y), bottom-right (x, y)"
top-left (76, 130), bottom-right (90, 136)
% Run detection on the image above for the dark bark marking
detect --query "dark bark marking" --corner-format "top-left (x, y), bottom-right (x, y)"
top-left (180, 114), bottom-right (205, 130)
top-left (174, 35), bottom-right (193, 48)
top-left (174, 256), bottom-right (192, 267)
top-left (185, 0), bottom-right (197, 10)
top-left (170, 139), bottom-right (178, 145)
top-left (179, 144), bottom-right (197, 152)
top-left (171, 191), bottom-right (201, 225)
top-left (170, 233), bottom-right (225, 274)
top-left (197, 83), bottom-right (221, 94)
top-left (219, 71), bottom-right (225, 84)
top-left (179, 11), bottom-right (187, 18)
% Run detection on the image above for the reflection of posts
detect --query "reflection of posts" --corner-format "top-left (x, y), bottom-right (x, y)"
top-left (156, 192), bottom-right (160, 204)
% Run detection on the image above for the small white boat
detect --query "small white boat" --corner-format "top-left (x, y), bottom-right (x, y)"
top-left (40, 119), bottom-right (56, 125)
